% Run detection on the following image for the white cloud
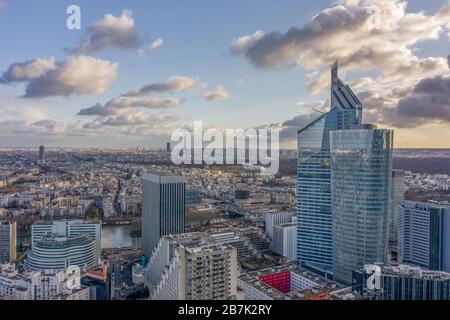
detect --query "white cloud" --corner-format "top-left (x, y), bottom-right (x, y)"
top-left (71, 10), bottom-right (143, 54)
top-left (126, 76), bottom-right (206, 96)
top-left (149, 38), bottom-right (164, 51)
top-left (78, 96), bottom-right (181, 116)
top-left (83, 111), bottom-right (178, 129)
top-left (1, 57), bottom-right (57, 83)
top-left (202, 86), bottom-right (231, 102)
top-left (21, 56), bottom-right (118, 98)
top-left (231, 0), bottom-right (450, 94)
top-left (231, 31), bottom-right (265, 55)
top-left (77, 76), bottom-right (204, 116)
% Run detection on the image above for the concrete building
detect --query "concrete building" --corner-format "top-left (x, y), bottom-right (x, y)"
top-left (0, 221), bottom-right (16, 264)
top-left (0, 264), bottom-right (91, 300)
top-left (353, 264), bottom-right (450, 300)
top-left (141, 173), bottom-right (186, 258)
top-left (27, 234), bottom-right (97, 271)
top-left (390, 170), bottom-right (405, 245)
top-left (398, 201), bottom-right (450, 272)
top-left (264, 211), bottom-right (295, 238)
top-left (272, 222), bottom-right (297, 261)
top-left (237, 264), bottom-right (340, 300)
top-left (31, 220), bottom-right (101, 265)
top-left (331, 127), bottom-right (393, 285)
top-left (145, 233), bottom-right (237, 300)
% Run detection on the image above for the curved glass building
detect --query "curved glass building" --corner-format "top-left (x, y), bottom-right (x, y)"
top-left (330, 128), bottom-right (393, 285)
top-left (27, 233), bottom-right (97, 271)
top-left (297, 61), bottom-right (362, 273)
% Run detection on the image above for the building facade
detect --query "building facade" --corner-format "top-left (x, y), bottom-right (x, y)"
top-left (0, 263), bottom-right (91, 300)
top-left (141, 173), bottom-right (186, 258)
top-left (331, 127), bottom-right (393, 285)
top-left (0, 221), bottom-right (17, 264)
top-left (145, 233), bottom-right (237, 300)
top-left (398, 201), bottom-right (450, 272)
top-left (353, 264), bottom-right (450, 300)
top-left (297, 61), bottom-right (362, 271)
top-left (264, 211), bottom-right (295, 238)
top-left (273, 222), bottom-right (297, 261)
top-left (237, 264), bottom-right (339, 300)
top-left (27, 234), bottom-right (97, 270)
top-left (390, 170), bottom-right (405, 245)
top-left (31, 220), bottom-right (101, 265)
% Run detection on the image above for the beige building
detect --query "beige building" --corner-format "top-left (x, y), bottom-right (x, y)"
top-left (0, 221), bottom-right (16, 264)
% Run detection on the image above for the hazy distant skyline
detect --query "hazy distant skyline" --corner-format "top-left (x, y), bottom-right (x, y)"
top-left (0, 0), bottom-right (449, 148)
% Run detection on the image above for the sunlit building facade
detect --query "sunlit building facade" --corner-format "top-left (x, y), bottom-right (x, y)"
top-left (297, 61), bottom-right (362, 272)
top-left (330, 127), bottom-right (393, 285)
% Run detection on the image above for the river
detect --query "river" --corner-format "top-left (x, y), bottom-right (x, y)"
top-left (101, 224), bottom-right (141, 249)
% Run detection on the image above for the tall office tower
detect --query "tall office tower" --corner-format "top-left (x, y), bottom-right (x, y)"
top-left (145, 233), bottom-right (237, 300)
top-left (141, 173), bottom-right (186, 258)
top-left (331, 127), bottom-right (393, 285)
top-left (272, 222), bottom-right (297, 261)
top-left (297, 61), bottom-right (362, 273)
top-left (353, 264), bottom-right (450, 300)
top-left (389, 170), bottom-right (405, 246)
top-left (38, 145), bottom-right (45, 162)
top-left (31, 220), bottom-right (101, 265)
top-left (0, 221), bottom-right (17, 264)
top-left (398, 201), bottom-right (450, 272)
top-left (264, 211), bottom-right (296, 238)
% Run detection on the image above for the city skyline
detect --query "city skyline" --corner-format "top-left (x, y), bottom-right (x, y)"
top-left (0, 0), bottom-right (449, 149)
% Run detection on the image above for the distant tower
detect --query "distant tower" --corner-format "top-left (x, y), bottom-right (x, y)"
top-left (166, 142), bottom-right (171, 163)
top-left (38, 145), bottom-right (45, 163)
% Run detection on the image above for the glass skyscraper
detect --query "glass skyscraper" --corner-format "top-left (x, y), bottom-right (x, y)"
top-left (330, 127), bottom-right (393, 285)
top-left (297, 61), bottom-right (362, 272)
top-left (141, 173), bottom-right (186, 259)
top-left (398, 201), bottom-right (450, 273)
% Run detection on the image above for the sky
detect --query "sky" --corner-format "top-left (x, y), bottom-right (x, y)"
top-left (0, 0), bottom-right (449, 148)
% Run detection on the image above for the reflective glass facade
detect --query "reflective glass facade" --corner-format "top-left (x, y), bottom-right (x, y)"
top-left (297, 61), bottom-right (362, 270)
top-left (330, 129), bottom-right (393, 285)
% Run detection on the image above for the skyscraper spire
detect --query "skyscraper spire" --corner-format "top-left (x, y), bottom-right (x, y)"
top-left (331, 59), bottom-right (339, 86)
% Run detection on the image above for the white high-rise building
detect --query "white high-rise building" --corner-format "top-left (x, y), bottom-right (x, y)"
top-left (264, 211), bottom-right (295, 238)
top-left (272, 222), bottom-right (297, 261)
top-left (31, 220), bottom-right (101, 265)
